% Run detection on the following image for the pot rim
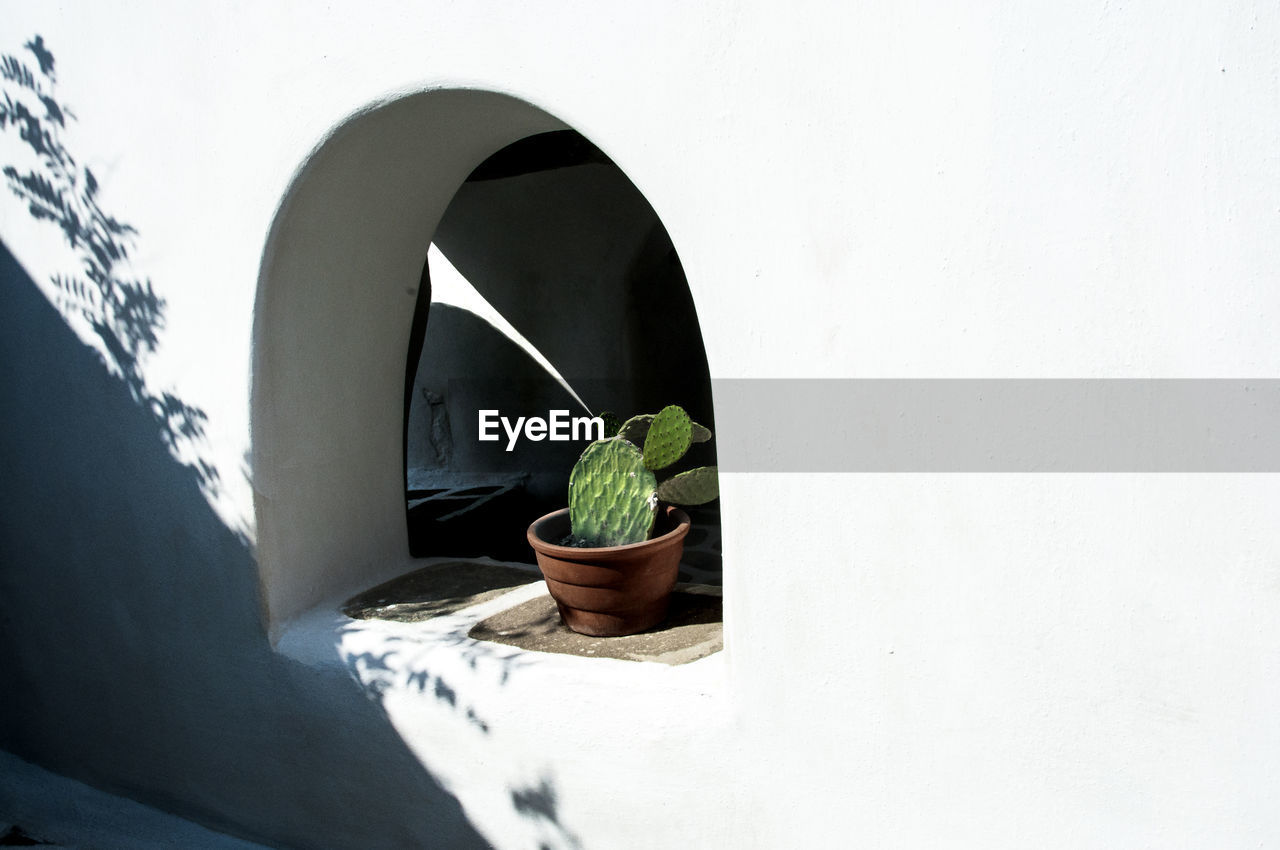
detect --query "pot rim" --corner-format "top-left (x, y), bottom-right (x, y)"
top-left (527, 505), bottom-right (690, 557)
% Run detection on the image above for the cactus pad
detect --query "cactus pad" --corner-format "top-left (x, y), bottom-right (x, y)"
top-left (616, 413), bottom-right (653, 447)
top-left (619, 410), bottom-right (711, 450)
top-left (599, 411), bottom-right (622, 439)
top-left (642, 405), bottom-right (692, 470)
top-left (656, 466), bottom-right (719, 505)
top-left (569, 438), bottom-right (658, 547)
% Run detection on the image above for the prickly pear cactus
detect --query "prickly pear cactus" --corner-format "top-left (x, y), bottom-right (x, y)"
top-left (569, 438), bottom-right (658, 547)
top-left (656, 466), bottom-right (719, 506)
top-left (566, 405), bottom-right (719, 547)
top-left (642, 405), bottom-right (692, 470)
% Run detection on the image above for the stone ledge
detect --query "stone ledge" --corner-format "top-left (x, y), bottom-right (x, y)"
top-left (469, 587), bottom-right (722, 665)
top-left (343, 560), bottom-right (541, 622)
top-left (340, 559), bottom-right (722, 665)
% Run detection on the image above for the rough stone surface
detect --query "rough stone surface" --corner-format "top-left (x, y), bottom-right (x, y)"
top-left (469, 587), bottom-right (723, 665)
top-left (344, 559), bottom-right (724, 665)
top-left (343, 560), bottom-right (541, 622)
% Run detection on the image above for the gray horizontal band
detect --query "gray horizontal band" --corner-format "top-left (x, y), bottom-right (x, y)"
top-left (712, 379), bottom-right (1280, 472)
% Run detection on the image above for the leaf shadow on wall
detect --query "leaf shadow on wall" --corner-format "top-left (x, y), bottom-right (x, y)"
top-left (0, 33), bottom-right (491, 848)
top-left (0, 34), bottom-right (216, 498)
top-left (0, 240), bottom-right (491, 849)
top-left (338, 608), bottom-right (586, 850)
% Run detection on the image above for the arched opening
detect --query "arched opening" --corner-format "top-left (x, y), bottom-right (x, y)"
top-left (402, 130), bottom-right (719, 582)
top-left (252, 90), bottom-right (718, 633)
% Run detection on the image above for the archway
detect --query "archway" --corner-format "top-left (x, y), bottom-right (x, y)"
top-left (253, 90), bottom-right (717, 631)
top-left (403, 130), bottom-right (718, 573)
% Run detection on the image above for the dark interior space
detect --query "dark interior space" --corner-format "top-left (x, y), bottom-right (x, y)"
top-left (403, 131), bottom-right (720, 579)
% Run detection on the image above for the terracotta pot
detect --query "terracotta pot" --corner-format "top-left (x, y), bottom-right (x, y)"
top-left (526, 506), bottom-right (691, 637)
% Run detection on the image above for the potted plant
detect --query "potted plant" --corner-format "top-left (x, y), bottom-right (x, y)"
top-left (526, 404), bottom-right (719, 637)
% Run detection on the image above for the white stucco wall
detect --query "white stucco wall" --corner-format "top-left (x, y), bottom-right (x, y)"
top-left (3, 2), bottom-right (1279, 848)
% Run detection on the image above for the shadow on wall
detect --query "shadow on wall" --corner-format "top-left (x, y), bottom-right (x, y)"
top-left (407, 302), bottom-right (584, 561)
top-left (0, 40), bottom-right (585, 845)
top-left (339, 618), bottom-right (585, 850)
top-left (410, 303), bottom-right (589, 486)
top-left (0, 242), bottom-right (491, 848)
top-left (0, 35), bottom-right (215, 499)
top-left (510, 777), bottom-right (585, 850)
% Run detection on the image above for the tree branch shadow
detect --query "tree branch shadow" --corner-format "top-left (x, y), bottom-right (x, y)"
top-left (0, 34), bottom-right (490, 848)
top-left (1, 34), bottom-right (216, 500)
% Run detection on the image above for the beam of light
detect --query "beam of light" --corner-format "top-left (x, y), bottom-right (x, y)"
top-left (426, 243), bottom-right (593, 416)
